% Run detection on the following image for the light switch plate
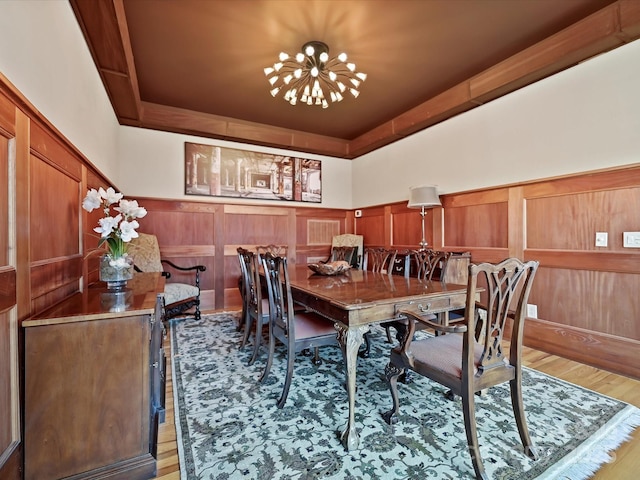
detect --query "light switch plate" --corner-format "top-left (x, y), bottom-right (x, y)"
top-left (527, 304), bottom-right (538, 318)
top-left (595, 232), bottom-right (608, 247)
top-left (623, 232), bottom-right (640, 248)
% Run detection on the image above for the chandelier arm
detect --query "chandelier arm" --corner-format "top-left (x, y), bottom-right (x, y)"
top-left (264, 41), bottom-right (366, 107)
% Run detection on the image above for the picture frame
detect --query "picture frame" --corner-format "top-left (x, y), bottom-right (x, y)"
top-left (185, 142), bottom-right (321, 203)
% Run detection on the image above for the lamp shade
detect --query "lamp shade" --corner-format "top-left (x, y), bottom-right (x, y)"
top-left (407, 185), bottom-right (441, 208)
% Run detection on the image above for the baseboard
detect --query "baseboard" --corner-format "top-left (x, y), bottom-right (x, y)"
top-left (524, 317), bottom-right (640, 380)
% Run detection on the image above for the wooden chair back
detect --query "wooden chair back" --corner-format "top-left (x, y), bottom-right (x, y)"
top-left (331, 234), bottom-right (363, 268)
top-left (237, 247), bottom-right (262, 315)
top-left (363, 247), bottom-right (397, 273)
top-left (329, 246), bottom-right (358, 266)
top-left (256, 244), bottom-right (288, 257)
top-left (411, 249), bottom-right (451, 281)
top-left (467, 258), bottom-right (538, 373)
top-left (260, 252), bottom-right (293, 340)
top-left (237, 247), bottom-right (269, 363)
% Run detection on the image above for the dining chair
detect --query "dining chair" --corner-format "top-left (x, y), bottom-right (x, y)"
top-left (362, 247), bottom-right (397, 273)
top-left (324, 245), bottom-right (359, 268)
top-left (412, 249), bottom-right (451, 282)
top-left (383, 257), bottom-right (540, 480)
top-left (359, 247), bottom-right (397, 357)
top-left (130, 233), bottom-right (206, 321)
top-left (323, 233), bottom-right (363, 268)
top-left (259, 251), bottom-right (339, 408)
top-left (236, 247), bottom-right (270, 365)
top-left (378, 249), bottom-right (453, 348)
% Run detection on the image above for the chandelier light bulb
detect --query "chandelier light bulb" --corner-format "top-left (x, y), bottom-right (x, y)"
top-left (264, 40), bottom-right (366, 108)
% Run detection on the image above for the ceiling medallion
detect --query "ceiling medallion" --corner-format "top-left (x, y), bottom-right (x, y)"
top-left (264, 41), bottom-right (367, 108)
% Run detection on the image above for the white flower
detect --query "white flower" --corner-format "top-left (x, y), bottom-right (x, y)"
top-left (82, 188), bottom-right (102, 212)
top-left (100, 187), bottom-right (123, 206)
top-left (94, 214), bottom-right (122, 238)
top-left (83, 187), bottom-right (146, 259)
top-left (119, 220), bottom-right (140, 242)
top-left (115, 199), bottom-right (148, 220)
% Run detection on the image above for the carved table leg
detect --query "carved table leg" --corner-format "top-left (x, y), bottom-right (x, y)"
top-left (336, 323), bottom-right (369, 451)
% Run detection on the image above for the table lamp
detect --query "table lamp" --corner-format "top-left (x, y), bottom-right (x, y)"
top-left (407, 185), bottom-right (441, 250)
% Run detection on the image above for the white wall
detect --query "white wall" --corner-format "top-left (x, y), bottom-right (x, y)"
top-left (0, 0), bottom-right (352, 208)
top-left (0, 0), bottom-right (120, 180)
top-left (352, 39), bottom-right (640, 207)
top-left (117, 126), bottom-right (353, 209)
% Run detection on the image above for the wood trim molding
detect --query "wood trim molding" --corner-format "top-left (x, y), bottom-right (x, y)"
top-left (524, 317), bottom-right (640, 379)
top-left (526, 249), bottom-right (640, 274)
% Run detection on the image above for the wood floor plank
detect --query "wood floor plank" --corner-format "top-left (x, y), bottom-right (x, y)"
top-left (151, 316), bottom-right (640, 480)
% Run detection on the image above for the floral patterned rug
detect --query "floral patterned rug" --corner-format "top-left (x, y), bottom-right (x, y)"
top-left (170, 312), bottom-right (639, 480)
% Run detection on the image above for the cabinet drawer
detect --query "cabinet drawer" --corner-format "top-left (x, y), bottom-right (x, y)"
top-left (394, 293), bottom-right (466, 316)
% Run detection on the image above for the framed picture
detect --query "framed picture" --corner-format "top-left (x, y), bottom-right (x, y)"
top-left (185, 142), bottom-right (321, 203)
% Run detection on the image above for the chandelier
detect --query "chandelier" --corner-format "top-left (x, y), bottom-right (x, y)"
top-left (264, 41), bottom-right (367, 108)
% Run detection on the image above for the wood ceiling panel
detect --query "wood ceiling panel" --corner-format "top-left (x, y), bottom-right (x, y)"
top-left (70, 0), bottom-right (640, 159)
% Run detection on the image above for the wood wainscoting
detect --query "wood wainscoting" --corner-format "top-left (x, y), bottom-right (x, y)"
top-left (136, 164), bottom-right (640, 380)
top-left (136, 198), bottom-right (354, 312)
top-left (354, 165), bottom-right (640, 379)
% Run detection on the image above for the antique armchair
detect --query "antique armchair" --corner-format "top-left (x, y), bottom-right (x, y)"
top-left (259, 252), bottom-right (339, 408)
top-left (237, 247), bottom-right (271, 365)
top-left (323, 233), bottom-right (363, 269)
top-left (383, 258), bottom-right (540, 480)
top-left (129, 233), bottom-right (206, 321)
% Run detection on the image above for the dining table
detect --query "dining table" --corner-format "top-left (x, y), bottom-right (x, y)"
top-left (285, 264), bottom-right (470, 451)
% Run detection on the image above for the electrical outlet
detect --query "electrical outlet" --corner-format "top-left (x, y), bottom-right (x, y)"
top-left (595, 232), bottom-right (608, 247)
top-left (527, 304), bottom-right (538, 318)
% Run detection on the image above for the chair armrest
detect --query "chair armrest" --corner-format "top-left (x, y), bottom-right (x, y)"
top-left (399, 309), bottom-right (468, 335)
top-left (133, 264), bottom-right (171, 278)
top-left (161, 259), bottom-right (206, 273)
top-left (161, 260), bottom-right (206, 288)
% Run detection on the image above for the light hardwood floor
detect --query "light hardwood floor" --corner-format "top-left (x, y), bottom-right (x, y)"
top-left (152, 318), bottom-right (640, 480)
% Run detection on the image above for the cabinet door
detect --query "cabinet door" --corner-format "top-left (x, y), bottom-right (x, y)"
top-left (25, 315), bottom-right (153, 480)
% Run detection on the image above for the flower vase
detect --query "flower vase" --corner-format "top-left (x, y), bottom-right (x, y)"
top-left (99, 254), bottom-right (134, 290)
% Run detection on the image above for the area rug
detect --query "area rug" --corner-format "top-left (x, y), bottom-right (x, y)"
top-left (170, 312), bottom-right (639, 480)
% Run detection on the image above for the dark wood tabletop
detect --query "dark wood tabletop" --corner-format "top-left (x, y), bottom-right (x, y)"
top-left (286, 264), bottom-right (468, 327)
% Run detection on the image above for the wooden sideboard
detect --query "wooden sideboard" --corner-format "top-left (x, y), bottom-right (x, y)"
top-left (22, 272), bottom-right (166, 480)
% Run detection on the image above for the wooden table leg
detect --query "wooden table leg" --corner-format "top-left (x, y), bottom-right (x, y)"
top-left (336, 323), bottom-right (369, 451)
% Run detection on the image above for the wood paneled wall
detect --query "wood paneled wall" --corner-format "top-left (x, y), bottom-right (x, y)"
top-left (355, 167), bottom-right (640, 379)
top-left (135, 200), bottom-right (352, 312)
top-left (0, 82), bottom-right (20, 480)
top-left (1, 72), bottom-right (113, 478)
